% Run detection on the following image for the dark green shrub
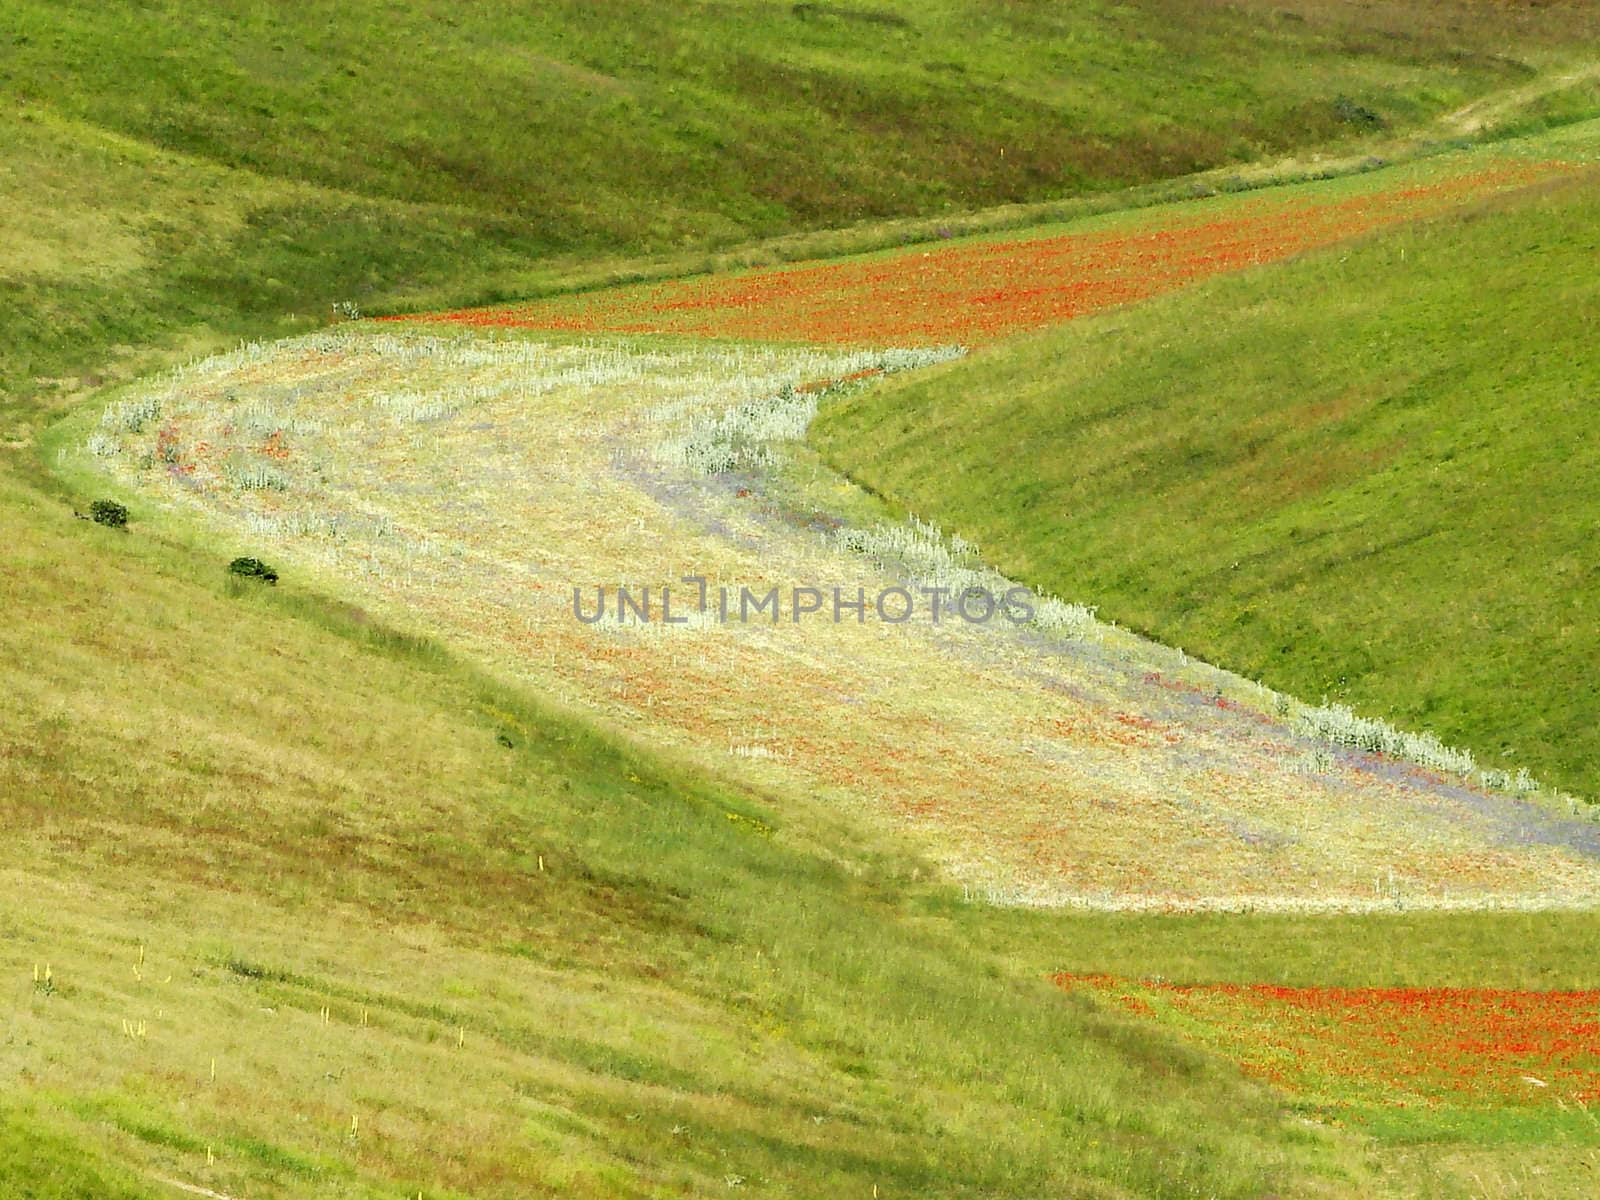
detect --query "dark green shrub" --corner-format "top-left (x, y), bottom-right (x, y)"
top-left (1333, 96), bottom-right (1386, 130)
top-left (227, 556), bottom-right (279, 584)
top-left (88, 499), bottom-right (129, 528)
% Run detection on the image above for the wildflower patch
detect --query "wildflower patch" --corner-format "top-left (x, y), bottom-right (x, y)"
top-left (1056, 973), bottom-right (1600, 1110)
top-left (394, 160), bottom-right (1572, 347)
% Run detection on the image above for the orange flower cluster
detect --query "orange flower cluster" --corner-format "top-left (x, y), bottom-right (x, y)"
top-left (1056, 973), bottom-right (1600, 1107)
top-left (396, 162), bottom-right (1565, 347)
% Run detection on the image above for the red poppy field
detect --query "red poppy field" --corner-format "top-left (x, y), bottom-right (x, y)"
top-left (393, 159), bottom-right (1570, 347)
top-left (1057, 973), bottom-right (1600, 1113)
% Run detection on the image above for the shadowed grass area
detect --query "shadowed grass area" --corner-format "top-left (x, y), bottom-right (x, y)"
top-left (813, 160), bottom-right (1600, 798)
top-left (983, 907), bottom-right (1600, 991)
top-left (0, 1105), bottom-right (158, 1200)
top-left (6, 1), bottom-right (1600, 420)
top-left (8, 0), bottom-right (1596, 246)
top-left (0, 106), bottom-right (557, 433)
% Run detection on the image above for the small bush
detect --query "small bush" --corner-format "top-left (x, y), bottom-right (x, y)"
top-left (228, 556), bottom-right (279, 584)
top-left (89, 499), bottom-right (129, 529)
top-left (1333, 96), bottom-right (1386, 130)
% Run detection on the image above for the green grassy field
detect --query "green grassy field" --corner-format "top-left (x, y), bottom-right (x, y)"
top-left (7, 0), bottom-right (1600, 411)
top-left (8, 457), bottom-right (1600, 1198)
top-left (814, 158), bottom-right (1600, 799)
top-left (8, 3), bottom-right (1600, 1196)
top-left (10, 0), bottom-right (1596, 242)
top-left (3, 463), bottom-right (1385, 1199)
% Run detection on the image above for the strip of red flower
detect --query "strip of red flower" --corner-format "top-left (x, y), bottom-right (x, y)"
top-left (389, 160), bottom-right (1572, 347)
top-left (1055, 973), bottom-right (1600, 1108)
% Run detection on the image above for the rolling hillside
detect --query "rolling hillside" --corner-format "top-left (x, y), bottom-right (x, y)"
top-left (7, 3), bottom-right (1600, 1197)
top-left (10, 0), bottom-right (1597, 239)
top-left (812, 155), bottom-right (1600, 796)
top-left (8, 457), bottom-right (1370, 1198)
top-left (7, 0), bottom-right (1600, 416)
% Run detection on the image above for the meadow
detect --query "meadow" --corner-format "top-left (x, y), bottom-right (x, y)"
top-left (8, 0), bottom-right (1600, 418)
top-left (9, 4), bottom-right (1600, 1196)
top-left (5, 475), bottom-right (1360, 1199)
top-left (814, 123), bottom-right (1600, 799)
top-left (67, 321), bottom-right (1600, 913)
top-left (10, 0), bottom-right (1599, 253)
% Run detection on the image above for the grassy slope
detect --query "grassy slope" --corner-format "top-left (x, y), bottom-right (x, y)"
top-left (0, 107), bottom-right (557, 425)
top-left (7, 460), bottom-right (1600, 1199)
top-left (813, 166), bottom-right (1600, 796)
top-left (6, 0), bottom-right (1600, 406)
top-left (0, 1105), bottom-right (157, 1200)
top-left (9, 0), bottom-right (1591, 242)
top-left (1, 465), bottom-right (1374, 1199)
